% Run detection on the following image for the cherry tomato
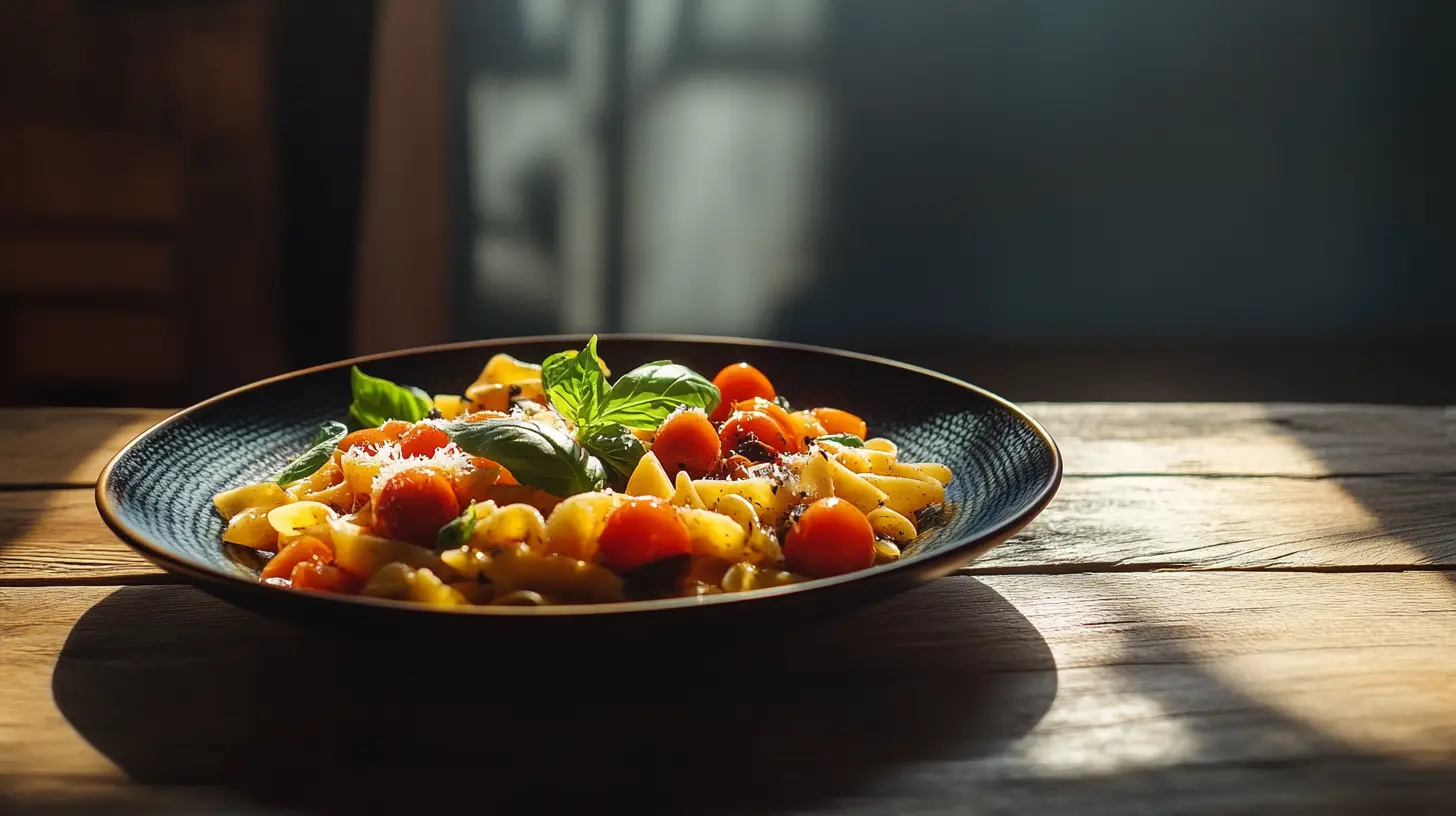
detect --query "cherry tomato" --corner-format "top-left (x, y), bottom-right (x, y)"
top-left (652, 410), bottom-right (721, 478)
top-left (380, 420), bottom-right (411, 438)
top-left (261, 535), bottom-right (333, 582)
top-left (399, 423), bottom-right (450, 458)
top-left (470, 455), bottom-right (518, 486)
top-left (734, 397), bottom-right (803, 452)
top-left (337, 428), bottom-right (394, 456)
top-left (289, 561), bottom-right (361, 594)
top-left (810, 407), bottom-right (867, 440)
top-left (374, 467), bottom-right (461, 547)
top-left (462, 410), bottom-right (510, 422)
top-left (784, 497), bottom-right (876, 578)
top-left (719, 410), bottom-right (789, 458)
top-left (597, 497), bottom-right (691, 573)
top-left (710, 363), bottom-right (775, 422)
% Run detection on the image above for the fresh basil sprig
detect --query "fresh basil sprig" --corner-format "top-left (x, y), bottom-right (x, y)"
top-left (275, 421), bottom-right (348, 485)
top-left (444, 418), bottom-right (606, 497)
top-left (544, 337), bottom-right (720, 431)
top-left (541, 336), bottom-right (609, 426)
top-left (597, 361), bottom-right (721, 429)
top-left (349, 366), bottom-right (432, 428)
top-left (816, 433), bottom-right (866, 448)
top-left (578, 421), bottom-right (647, 482)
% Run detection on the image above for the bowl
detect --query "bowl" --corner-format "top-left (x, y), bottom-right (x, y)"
top-left (97, 335), bottom-right (1061, 634)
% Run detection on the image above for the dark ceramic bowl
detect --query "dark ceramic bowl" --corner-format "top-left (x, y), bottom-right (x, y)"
top-left (97, 335), bottom-right (1060, 634)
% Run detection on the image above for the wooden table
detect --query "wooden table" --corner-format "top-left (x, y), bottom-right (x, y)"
top-left (3, 405), bottom-right (1454, 814)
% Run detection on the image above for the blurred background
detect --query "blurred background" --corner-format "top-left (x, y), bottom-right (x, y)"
top-left (1, 0), bottom-right (1451, 408)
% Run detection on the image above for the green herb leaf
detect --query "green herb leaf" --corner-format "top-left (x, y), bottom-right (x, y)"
top-left (436, 503), bottom-right (480, 551)
top-left (541, 335), bottom-right (609, 427)
top-left (596, 361), bottom-right (720, 430)
top-left (816, 433), bottom-right (866, 448)
top-left (445, 418), bottom-right (606, 497)
top-left (349, 366), bottom-right (432, 428)
top-left (579, 421), bottom-right (647, 484)
top-left (275, 421), bottom-right (349, 485)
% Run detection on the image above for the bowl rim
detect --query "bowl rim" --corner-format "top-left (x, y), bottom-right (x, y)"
top-left (96, 333), bottom-right (1063, 618)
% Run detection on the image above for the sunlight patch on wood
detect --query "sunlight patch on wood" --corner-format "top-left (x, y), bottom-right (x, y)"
top-left (1010, 666), bottom-right (1204, 776)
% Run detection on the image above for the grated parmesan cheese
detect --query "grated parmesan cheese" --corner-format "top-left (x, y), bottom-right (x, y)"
top-left (340, 440), bottom-right (476, 497)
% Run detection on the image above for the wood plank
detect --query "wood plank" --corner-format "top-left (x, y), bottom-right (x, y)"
top-left (0, 491), bottom-right (165, 584)
top-left (4, 473), bottom-right (1454, 585)
top-left (1030, 402), bottom-right (1456, 477)
top-left (977, 474), bottom-right (1456, 572)
top-left (1, 573), bottom-right (1453, 812)
top-left (0, 408), bottom-right (171, 487)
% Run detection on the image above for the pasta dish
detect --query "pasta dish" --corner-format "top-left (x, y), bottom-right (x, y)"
top-left (212, 339), bottom-right (952, 606)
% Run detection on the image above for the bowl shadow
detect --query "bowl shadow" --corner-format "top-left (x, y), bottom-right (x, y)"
top-left (52, 576), bottom-right (1056, 813)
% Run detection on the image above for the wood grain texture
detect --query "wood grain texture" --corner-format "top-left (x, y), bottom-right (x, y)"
top-left (1, 573), bottom-right (1453, 813)
top-left (980, 474), bottom-right (1456, 572)
top-left (0, 491), bottom-right (165, 584)
top-left (0, 408), bottom-right (172, 486)
top-left (1029, 402), bottom-right (1456, 476)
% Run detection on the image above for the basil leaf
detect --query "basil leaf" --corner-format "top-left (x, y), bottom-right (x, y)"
top-left (579, 421), bottom-right (647, 484)
top-left (275, 421), bottom-right (348, 485)
top-left (596, 362), bottom-right (720, 430)
top-left (436, 503), bottom-right (480, 551)
top-left (445, 419), bottom-right (606, 497)
top-left (541, 335), bottom-right (609, 426)
top-left (816, 433), bottom-right (866, 448)
top-left (349, 366), bottom-right (433, 428)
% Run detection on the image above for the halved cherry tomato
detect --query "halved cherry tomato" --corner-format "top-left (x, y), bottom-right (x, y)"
top-left (810, 407), bottom-right (867, 440)
top-left (470, 456), bottom-right (518, 487)
top-left (261, 535), bottom-right (333, 582)
top-left (374, 467), bottom-right (460, 547)
top-left (597, 497), bottom-right (691, 573)
top-left (710, 363), bottom-right (775, 422)
top-left (399, 423), bottom-right (450, 458)
top-left (652, 410), bottom-right (721, 478)
top-left (289, 561), bottom-right (361, 594)
top-left (337, 428), bottom-right (394, 456)
top-left (381, 420), bottom-right (411, 438)
top-left (784, 497), bottom-right (876, 578)
top-left (719, 410), bottom-right (789, 458)
top-left (733, 397), bottom-right (802, 452)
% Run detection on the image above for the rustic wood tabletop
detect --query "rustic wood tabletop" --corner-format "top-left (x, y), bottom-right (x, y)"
top-left (2, 404), bottom-right (1453, 814)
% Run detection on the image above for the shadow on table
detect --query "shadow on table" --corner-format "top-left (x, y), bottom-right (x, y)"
top-left (51, 577), bottom-right (1056, 813)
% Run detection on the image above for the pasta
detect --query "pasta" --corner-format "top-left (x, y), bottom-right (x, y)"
top-left (212, 339), bottom-right (954, 606)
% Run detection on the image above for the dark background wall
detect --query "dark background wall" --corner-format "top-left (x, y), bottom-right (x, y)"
top-left (2, 1), bottom-right (1450, 406)
top-left (447, 0), bottom-right (1454, 403)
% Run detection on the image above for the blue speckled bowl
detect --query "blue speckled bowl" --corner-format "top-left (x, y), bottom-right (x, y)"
top-left (97, 335), bottom-right (1060, 633)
